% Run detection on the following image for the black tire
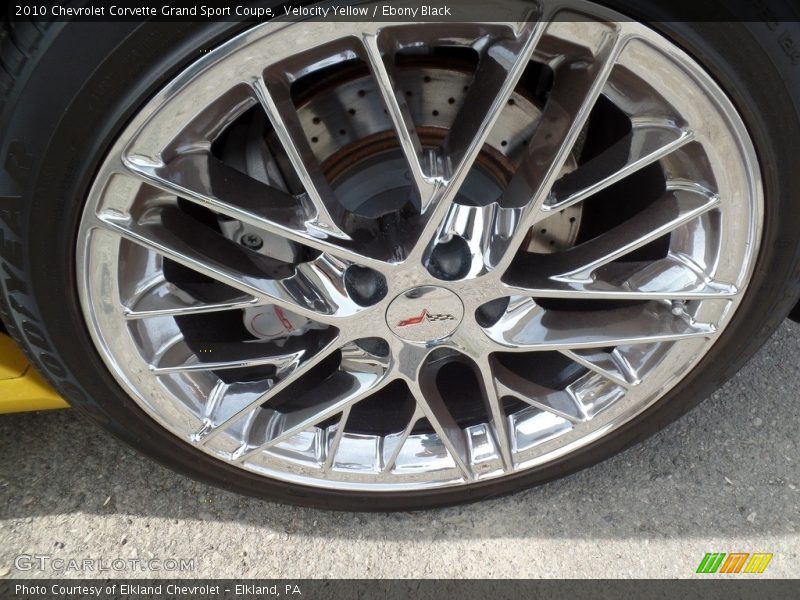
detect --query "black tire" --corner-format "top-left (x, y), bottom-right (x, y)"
top-left (1, 8), bottom-right (800, 511)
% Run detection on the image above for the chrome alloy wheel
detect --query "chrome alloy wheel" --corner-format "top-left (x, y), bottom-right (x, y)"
top-left (77, 6), bottom-right (762, 492)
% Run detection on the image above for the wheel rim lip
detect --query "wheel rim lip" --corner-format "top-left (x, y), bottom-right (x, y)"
top-left (76, 12), bottom-right (763, 493)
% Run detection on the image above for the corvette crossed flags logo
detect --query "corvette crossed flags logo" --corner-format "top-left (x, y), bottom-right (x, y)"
top-left (395, 309), bottom-right (457, 328)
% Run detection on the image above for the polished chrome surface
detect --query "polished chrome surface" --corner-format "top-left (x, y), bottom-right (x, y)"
top-left (386, 287), bottom-right (464, 343)
top-left (77, 3), bottom-right (763, 492)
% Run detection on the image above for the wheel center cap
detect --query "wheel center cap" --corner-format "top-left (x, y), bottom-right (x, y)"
top-left (386, 286), bottom-right (464, 342)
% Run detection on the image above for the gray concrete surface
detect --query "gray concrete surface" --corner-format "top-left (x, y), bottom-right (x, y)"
top-left (0, 322), bottom-right (798, 579)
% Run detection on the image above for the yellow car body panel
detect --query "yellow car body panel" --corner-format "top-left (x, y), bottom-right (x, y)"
top-left (0, 334), bottom-right (69, 413)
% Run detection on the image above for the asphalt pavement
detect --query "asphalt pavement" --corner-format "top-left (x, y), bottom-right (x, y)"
top-left (1, 321), bottom-right (798, 579)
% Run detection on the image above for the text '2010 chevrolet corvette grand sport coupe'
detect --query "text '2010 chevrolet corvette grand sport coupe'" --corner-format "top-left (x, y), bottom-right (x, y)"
top-left (1, 0), bottom-right (800, 510)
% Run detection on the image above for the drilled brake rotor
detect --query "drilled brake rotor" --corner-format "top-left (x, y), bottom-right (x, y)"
top-left (232, 64), bottom-right (582, 341)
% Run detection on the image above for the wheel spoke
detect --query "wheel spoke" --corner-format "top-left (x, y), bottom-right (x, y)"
top-left (474, 356), bottom-right (514, 471)
top-left (504, 187), bottom-right (720, 286)
top-left (122, 277), bottom-right (259, 320)
top-left (150, 338), bottom-right (305, 375)
top-left (501, 254), bottom-right (737, 300)
top-left (542, 124), bottom-right (694, 216)
top-left (192, 336), bottom-right (343, 444)
top-left (322, 407), bottom-right (351, 472)
top-left (485, 297), bottom-right (716, 351)
top-left (127, 296), bottom-right (259, 320)
top-left (252, 77), bottom-right (347, 238)
top-left (442, 23), bottom-right (545, 185)
top-left (494, 354), bottom-right (625, 423)
top-left (96, 208), bottom-right (362, 325)
top-left (493, 22), bottom-right (626, 271)
top-left (492, 357), bottom-right (584, 423)
top-left (408, 20), bottom-right (547, 259)
top-left (559, 349), bottom-right (635, 389)
top-left (233, 344), bottom-right (393, 461)
top-left (123, 154), bottom-right (387, 269)
top-left (361, 32), bottom-right (436, 209)
top-left (608, 342), bottom-right (671, 387)
top-left (408, 380), bottom-right (473, 480)
top-left (380, 405), bottom-right (424, 475)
